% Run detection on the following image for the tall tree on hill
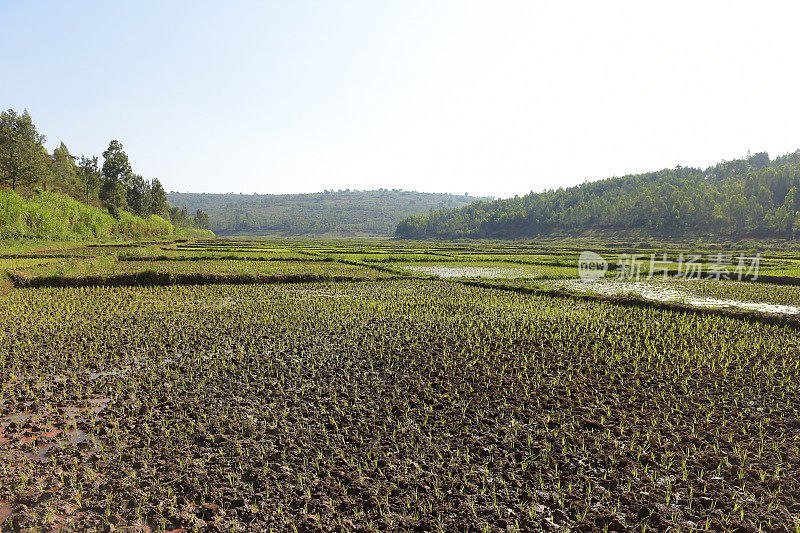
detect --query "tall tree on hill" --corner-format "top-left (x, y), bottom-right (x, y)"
top-left (49, 142), bottom-right (77, 193)
top-left (169, 205), bottom-right (191, 226)
top-left (100, 140), bottom-right (131, 209)
top-left (125, 173), bottom-right (150, 216)
top-left (147, 178), bottom-right (169, 218)
top-left (0, 109), bottom-right (50, 192)
top-left (194, 209), bottom-right (210, 229)
top-left (76, 156), bottom-right (101, 202)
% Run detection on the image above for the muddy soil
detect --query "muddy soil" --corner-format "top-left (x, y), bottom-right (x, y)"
top-left (1, 281), bottom-right (799, 531)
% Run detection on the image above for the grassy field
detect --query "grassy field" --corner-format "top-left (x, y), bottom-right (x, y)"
top-left (1, 238), bottom-right (800, 531)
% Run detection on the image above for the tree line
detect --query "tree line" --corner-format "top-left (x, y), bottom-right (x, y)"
top-left (0, 109), bottom-right (209, 229)
top-left (396, 151), bottom-right (800, 239)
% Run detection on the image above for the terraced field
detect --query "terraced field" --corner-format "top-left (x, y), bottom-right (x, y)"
top-left (19, 258), bottom-right (391, 280)
top-left (1, 239), bottom-right (800, 531)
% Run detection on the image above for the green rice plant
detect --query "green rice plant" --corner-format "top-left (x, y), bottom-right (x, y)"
top-left (1, 240), bottom-right (799, 530)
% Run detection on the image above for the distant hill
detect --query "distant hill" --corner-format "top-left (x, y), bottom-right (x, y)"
top-left (166, 190), bottom-right (489, 236)
top-left (396, 150), bottom-right (800, 240)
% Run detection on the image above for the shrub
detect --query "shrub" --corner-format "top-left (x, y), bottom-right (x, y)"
top-left (0, 190), bottom-right (176, 240)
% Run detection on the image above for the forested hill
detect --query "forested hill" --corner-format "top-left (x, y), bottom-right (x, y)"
top-left (166, 190), bottom-right (488, 236)
top-left (396, 151), bottom-right (800, 239)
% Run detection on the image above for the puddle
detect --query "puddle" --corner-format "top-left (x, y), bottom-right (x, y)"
top-left (89, 369), bottom-right (128, 380)
top-left (0, 398), bottom-right (110, 461)
top-left (398, 264), bottom-right (532, 279)
top-left (1, 408), bottom-right (35, 427)
top-left (88, 356), bottom-right (155, 380)
top-left (552, 279), bottom-right (800, 315)
top-left (24, 426), bottom-right (98, 460)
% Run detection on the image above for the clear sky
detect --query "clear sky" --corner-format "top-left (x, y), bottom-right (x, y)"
top-left (2, 1), bottom-right (800, 198)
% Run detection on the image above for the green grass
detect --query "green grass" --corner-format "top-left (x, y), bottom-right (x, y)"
top-left (0, 257), bottom-right (66, 272)
top-left (0, 190), bottom-right (178, 240)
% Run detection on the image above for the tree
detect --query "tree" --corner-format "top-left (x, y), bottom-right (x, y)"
top-left (103, 180), bottom-right (128, 213)
top-left (100, 140), bottom-right (131, 208)
top-left (169, 205), bottom-right (191, 226)
top-left (76, 156), bottom-right (101, 202)
top-left (0, 109), bottom-right (50, 191)
top-left (147, 179), bottom-right (169, 218)
top-left (194, 209), bottom-right (210, 229)
top-left (101, 140), bottom-right (131, 182)
top-left (757, 185), bottom-right (773, 210)
top-left (125, 173), bottom-right (150, 216)
top-left (747, 151), bottom-right (770, 170)
top-left (785, 187), bottom-right (797, 210)
top-left (49, 142), bottom-right (77, 193)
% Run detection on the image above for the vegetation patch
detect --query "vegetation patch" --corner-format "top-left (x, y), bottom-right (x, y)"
top-left (2, 280), bottom-right (799, 530)
top-left (3, 238), bottom-right (800, 531)
top-left (0, 190), bottom-right (174, 240)
top-left (7, 271), bottom-right (388, 288)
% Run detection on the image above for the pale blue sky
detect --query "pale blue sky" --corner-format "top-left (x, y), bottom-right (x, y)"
top-left (2, 1), bottom-right (800, 197)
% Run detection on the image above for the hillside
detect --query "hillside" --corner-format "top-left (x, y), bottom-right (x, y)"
top-left (1, 108), bottom-right (213, 240)
top-left (167, 190), bottom-right (489, 236)
top-left (396, 150), bottom-right (800, 240)
top-left (0, 189), bottom-right (175, 240)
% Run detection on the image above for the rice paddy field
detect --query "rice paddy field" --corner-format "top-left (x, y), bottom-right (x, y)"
top-left (2, 238), bottom-right (800, 532)
top-left (18, 258), bottom-right (391, 280)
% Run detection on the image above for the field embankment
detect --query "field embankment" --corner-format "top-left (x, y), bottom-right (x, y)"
top-left (7, 271), bottom-right (389, 288)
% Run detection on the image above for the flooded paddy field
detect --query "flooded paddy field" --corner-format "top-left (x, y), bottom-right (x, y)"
top-left (2, 239), bottom-right (800, 530)
top-left (25, 258), bottom-right (393, 279)
top-left (548, 278), bottom-right (800, 315)
top-left (392, 261), bottom-right (576, 280)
